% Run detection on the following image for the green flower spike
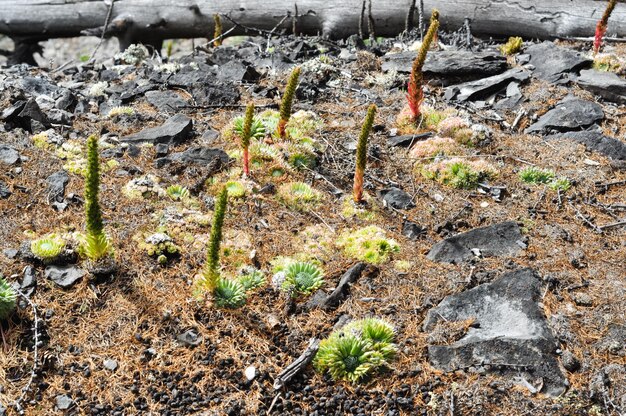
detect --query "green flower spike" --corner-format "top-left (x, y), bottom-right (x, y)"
top-left (277, 67), bottom-right (301, 138)
top-left (353, 104), bottom-right (377, 203)
top-left (195, 186), bottom-right (228, 295)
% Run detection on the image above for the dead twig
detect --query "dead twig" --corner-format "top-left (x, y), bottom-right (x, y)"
top-left (569, 202), bottom-right (603, 234)
top-left (89, 0), bottom-right (116, 61)
top-left (599, 219), bottom-right (626, 230)
top-left (12, 288), bottom-right (40, 415)
top-left (273, 338), bottom-right (320, 390)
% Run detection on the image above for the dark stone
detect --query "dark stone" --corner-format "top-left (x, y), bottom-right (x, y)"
top-left (402, 221), bottom-right (426, 240)
top-left (0, 181), bottom-right (11, 198)
top-left (162, 146), bottom-right (229, 166)
top-left (56, 394), bottom-right (73, 410)
top-left (525, 97), bottom-right (604, 134)
top-left (145, 90), bottom-right (189, 112)
top-left (155, 143), bottom-right (169, 157)
top-left (561, 351), bottom-right (581, 372)
top-left (3, 248), bottom-right (18, 259)
top-left (444, 68), bottom-right (531, 102)
top-left (304, 263), bottom-right (367, 311)
top-left (201, 129), bottom-right (220, 143)
top-left (0, 144), bottom-right (20, 165)
top-left (379, 188), bottom-right (415, 210)
top-left (121, 114), bottom-right (193, 145)
top-left (177, 330), bottom-right (203, 347)
top-left (382, 50), bottom-right (508, 80)
top-left (546, 129), bottom-right (626, 163)
top-left (423, 268), bottom-right (566, 396)
top-left (45, 265), bottom-right (86, 288)
top-left (46, 171), bottom-right (70, 202)
top-left (190, 83), bottom-right (240, 106)
top-left (216, 60), bottom-right (260, 83)
top-left (526, 42), bottom-right (592, 83)
top-left (427, 221), bottom-right (525, 264)
top-left (55, 90), bottom-right (77, 111)
top-left (169, 65), bottom-right (216, 87)
top-left (0, 101), bottom-right (26, 122)
top-left (594, 324), bottom-right (626, 356)
top-left (101, 147), bottom-right (125, 159)
top-left (21, 266), bottom-right (37, 289)
top-left (18, 99), bottom-right (51, 130)
top-left (388, 132), bottom-right (433, 147)
top-left (576, 69), bottom-right (626, 104)
top-left (20, 76), bottom-right (59, 97)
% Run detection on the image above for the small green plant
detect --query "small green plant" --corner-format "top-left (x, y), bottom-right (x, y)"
top-left (165, 40), bottom-right (174, 59)
top-left (421, 158), bottom-right (498, 189)
top-left (224, 181), bottom-right (245, 198)
top-left (277, 182), bottom-right (322, 211)
top-left (213, 278), bottom-right (247, 308)
top-left (213, 14), bottom-right (223, 47)
top-left (277, 67), bottom-right (301, 138)
top-left (0, 276), bottom-right (17, 320)
top-left (593, 54), bottom-right (623, 72)
top-left (108, 106), bottom-right (134, 118)
top-left (406, 10), bottom-right (439, 124)
top-left (287, 150), bottom-right (316, 170)
top-left (519, 166), bottom-right (555, 184)
top-left (500, 37), bottom-right (523, 56)
top-left (234, 104), bottom-right (263, 176)
top-left (237, 269), bottom-right (266, 291)
top-left (281, 261), bottom-right (325, 296)
top-left (30, 234), bottom-right (66, 262)
top-left (336, 226), bottom-right (400, 264)
top-left (166, 185), bottom-right (190, 201)
top-left (550, 177), bottom-right (572, 192)
top-left (82, 135), bottom-right (112, 261)
top-left (314, 318), bottom-right (397, 383)
top-left (594, 0), bottom-right (617, 55)
top-left (353, 104), bottom-right (377, 203)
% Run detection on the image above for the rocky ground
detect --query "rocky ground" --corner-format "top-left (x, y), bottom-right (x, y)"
top-left (0, 31), bottom-right (625, 416)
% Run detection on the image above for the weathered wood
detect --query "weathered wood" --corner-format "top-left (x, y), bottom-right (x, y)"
top-left (0, 0), bottom-right (625, 48)
top-left (273, 338), bottom-right (320, 390)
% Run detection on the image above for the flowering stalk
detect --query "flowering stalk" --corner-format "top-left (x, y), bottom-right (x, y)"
top-left (594, 0), bottom-right (617, 55)
top-left (240, 103), bottom-right (254, 176)
top-left (213, 14), bottom-right (223, 47)
top-left (430, 10), bottom-right (440, 49)
top-left (203, 186), bottom-right (228, 289)
top-left (277, 66), bottom-right (301, 138)
top-left (353, 104), bottom-right (377, 203)
top-left (407, 10), bottom-right (439, 124)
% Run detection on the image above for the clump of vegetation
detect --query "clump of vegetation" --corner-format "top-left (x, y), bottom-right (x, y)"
top-left (81, 135), bottom-right (113, 262)
top-left (165, 40), bottom-right (174, 60)
top-left (281, 261), bottom-right (325, 296)
top-left (166, 185), bottom-right (190, 201)
top-left (0, 276), bottom-right (17, 320)
top-left (277, 182), bottom-right (322, 211)
top-left (107, 106), bottom-right (134, 118)
top-left (224, 181), bottom-right (246, 198)
top-left (437, 116), bottom-right (475, 145)
top-left (500, 37), bottom-right (523, 56)
top-left (30, 234), bottom-right (66, 263)
top-left (550, 177), bottom-right (572, 192)
top-left (594, 0), bottom-right (617, 55)
top-left (237, 269), bottom-right (266, 291)
top-left (405, 10), bottom-right (440, 125)
top-left (409, 136), bottom-right (460, 160)
top-left (234, 104), bottom-right (264, 176)
top-left (213, 278), bottom-right (246, 308)
top-left (354, 104), bottom-right (377, 203)
top-left (277, 67), bottom-right (301, 138)
top-left (287, 149), bottom-right (316, 170)
top-left (336, 226), bottom-right (400, 264)
top-left (314, 318), bottom-right (397, 382)
top-left (213, 14), bottom-right (223, 47)
top-left (140, 233), bottom-right (180, 265)
top-left (421, 158), bottom-right (498, 189)
top-left (519, 166), bottom-right (555, 184)
top-left (593, 54), bottom-right (624, 72)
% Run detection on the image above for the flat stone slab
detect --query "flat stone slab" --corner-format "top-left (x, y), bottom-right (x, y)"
top-left (526, 42), bottom-right (592, 83)
top-left (121, 114), bottom-right (193, 145)
top-left (145, 90), bottom-right (189, 112)
top-left (444, 68), bottom-right (531, 102)
top-left (0, 144), bottom-right (20, 165)
top-left (423, 268), bottom-right (567, 396)
top-left (547, 129), bottom-right (626, 164)
top-left (45, 265), bottom-right (85, 288)
top-left (165, 146), bottom-right (229, 166)
top-left (427, 221), bottom-right (525, 264)
top-left (577, 69), bottom-right (626, 104)
top-left (525, 97), bottom-right (604, 134)
top-left (382, 50), bottom-right (507, 79)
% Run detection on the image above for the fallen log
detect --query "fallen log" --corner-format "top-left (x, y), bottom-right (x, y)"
top-left (1, 0), bottom-right (625, 50)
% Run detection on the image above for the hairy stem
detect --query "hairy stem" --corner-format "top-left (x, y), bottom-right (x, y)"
top-left (278, 66), bottom-right (301, 138)
top-left (353, 104), bottom-right (377, 203)
top-left (204, 186), bottom-right (228, 288)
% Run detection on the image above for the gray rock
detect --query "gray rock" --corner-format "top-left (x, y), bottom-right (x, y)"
top-left (216, 60), bottom-right (260, 83)
top-left (571, 292), bottom-right (593, 307)
top-left (103, 358), bottom-right (118, 371)
top-left (444, 68), bottom-right (531, 102)
top-left (201, 129), bottom-right (220, 144)
top-left (561, 350), bottom-right (581, 372)
top-left (577, 69), bottom-right (626, 104)
top-left (45, 265), bottom-right (85, 288)
top-left (525, 97), bottom-right (604, 134)
top-left (379, 187), bottom-right (415, 210)
top-left (55, 394), bottom-right (73, 410)
top-left (18, 98), bottom-right (51, 130)
top-left (121, 114), bottom-right (193, 145)
top-left (594, 324), bottom-right (626, 356)
top-left (159, 146), bottom-right (229, 167)
top-left (427, 221), bottom-right (525, 264)
top-left (423, 268), bottom-right (566, 396)
top-left (46, 171), bottom-right (69, 202)
top-left (3, 248), bottom-right (18, 259)
top-left (0, 181), bottom-right (11, 198)
top-left (402, 221), bottom-right (426, 240)
top-left (388, 132), bottom-right (432, 147)
top-left (20, 76), bottom-right (59, 97)
top-left (546, 129), bottom-right (626, 163)
top-left (177, 329), bottom-right (203, 347)
top-left (526, 42), bottom-right (592, 83)
top-left (0, 144), bottom-right (20, 165)
top-left (145, 90), bottom-right (189, 112)
top-left (382, 50), bottom-right (507, 79)
top-left (155, 143), bottom-right (169, 158)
